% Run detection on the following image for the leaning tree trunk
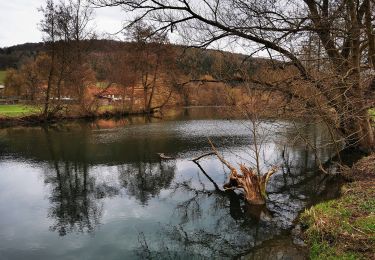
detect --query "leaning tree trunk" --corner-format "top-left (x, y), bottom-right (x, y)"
top-left (338, 96), bottom-right (375, 152)
top-left (339, 0), bottom-right (375, 153)
top-left (335, 54), bottom-right (375, 153)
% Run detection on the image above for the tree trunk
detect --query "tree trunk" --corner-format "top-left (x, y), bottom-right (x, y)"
top-left (339, 104), bottom-right (375, 152)
top-left (337, 0), bottom-right (374, 152)
top-left (129, 85), bottom-right (135, 112)
top-left (44, 52), bottom-right (55, 119)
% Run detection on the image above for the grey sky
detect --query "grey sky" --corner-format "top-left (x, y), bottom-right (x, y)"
top-left (0, 0), bottom-right (125, 47)
top-left (0, 0), bottom-right (266, 57)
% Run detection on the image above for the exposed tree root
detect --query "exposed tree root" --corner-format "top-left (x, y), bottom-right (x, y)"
top-left (192, 139), bottom-right (278, 205)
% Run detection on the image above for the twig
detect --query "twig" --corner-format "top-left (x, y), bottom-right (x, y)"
top-left (191, 152), bottom-right (215, 162)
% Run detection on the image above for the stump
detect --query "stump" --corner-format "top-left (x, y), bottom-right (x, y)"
top-left (208, 139), bottom-right (277, 205)
top-left (224, 164), bottom-right (277, 204)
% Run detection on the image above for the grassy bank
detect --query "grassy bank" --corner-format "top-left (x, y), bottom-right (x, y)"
top-left (300, 155), bottom-right (375, 259)
top-left (0, 104), bottom-right (40, 117)
top-left (0, 103), bottom-right (163, 127)
top-left (0, 104), bottom-right (119, 118)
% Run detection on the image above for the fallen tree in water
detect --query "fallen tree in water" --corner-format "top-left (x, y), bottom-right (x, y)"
top-left (192, 139), bottom-right (278, 205)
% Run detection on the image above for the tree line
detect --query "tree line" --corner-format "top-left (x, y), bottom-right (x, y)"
top-left (3, 1), bottom-right (257, 117)
top-left (88, 0), bottom-right (375, 153)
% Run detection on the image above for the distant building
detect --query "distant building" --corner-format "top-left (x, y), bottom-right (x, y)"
top-left (97, 86), bottom-right (127, 101)
top-left (85, 84), bottom-right (145, 107)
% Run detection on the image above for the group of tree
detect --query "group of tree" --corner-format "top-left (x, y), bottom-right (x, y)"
top-left (38, 0), bottom-right (96, 117)
top-left (100, 23), bottom-right (179, 113)
top-left (3, 0), bottom-right (96, 118)
top-left (4, 0), bottom-right (257, 117)
top-left (90, 0), bottom-right (375, 153)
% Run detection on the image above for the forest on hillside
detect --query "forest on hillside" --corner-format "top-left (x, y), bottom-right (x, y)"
top-left (1, 37), bottom-right (292, 116)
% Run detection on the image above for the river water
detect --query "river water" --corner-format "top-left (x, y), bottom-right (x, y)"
top-left (0, 108), bottom-right (341, 259)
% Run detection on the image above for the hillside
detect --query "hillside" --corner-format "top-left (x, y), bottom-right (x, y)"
top-left (0, 40), bottom-right (274, 76)
top-left (0, 42), bottom-right (46, 69)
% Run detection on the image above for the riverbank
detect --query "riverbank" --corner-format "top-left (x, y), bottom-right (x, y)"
top-left (0, 104), bottom-right (40, 117)
top-left (300, 154), bottom-right (375, 259)
top-left (2, 103), bottom-right (374, 127)
top-left (0, 104), bottom-right (299, 127)
top-left (0, 104), bottom-right (165, 127)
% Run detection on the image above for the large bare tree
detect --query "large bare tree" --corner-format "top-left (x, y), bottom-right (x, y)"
top-left (93, 0), bottom-right (375, 152)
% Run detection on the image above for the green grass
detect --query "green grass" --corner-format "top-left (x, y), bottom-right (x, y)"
top-left (98, 105), bottom-right (116, 112)
top-left (0, 70), bottom-right (6, 84)
top-left (0, 104), bottom-right (40, 117)
top-left (300, 162), bottom-right (375, 260)
top-left (309, 240), bottom-right (362, 260)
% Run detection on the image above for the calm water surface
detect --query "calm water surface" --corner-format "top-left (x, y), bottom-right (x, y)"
top-left (0, 108), bottom-right (340, 259)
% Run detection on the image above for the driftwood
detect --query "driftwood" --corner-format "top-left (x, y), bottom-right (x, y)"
top-left (157, 153), bottom-right (175, 160)
top-left (192, 139), bottom-right (278, 205)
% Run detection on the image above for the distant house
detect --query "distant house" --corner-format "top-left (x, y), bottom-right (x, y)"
top-left (86, 84), bottom-right (145, 107)
top-left (97, 86), bottom-right (127, 101)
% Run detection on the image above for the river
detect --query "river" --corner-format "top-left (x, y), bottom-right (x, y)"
top-left (0, 107), bottom-right (341, 259)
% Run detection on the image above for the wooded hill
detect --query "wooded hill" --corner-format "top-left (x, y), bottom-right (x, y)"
top-left (0, 39), bottom-right (274, 77)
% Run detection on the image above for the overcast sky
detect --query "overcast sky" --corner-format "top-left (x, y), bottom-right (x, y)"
top-left (0, 0), bottom-right (125, 47)
top-left (0, 0), bottom-right (267, 57)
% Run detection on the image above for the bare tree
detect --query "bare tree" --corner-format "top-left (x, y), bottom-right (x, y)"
top-left (39, 0), bottom-right (59, 118)
top-left (63, 0), bottom-right (96, 108)
top-left (92, 0), bottom-right (375, 152)
top-left (105, 46), bottom-right (138, 112)
top-left (129, 23), bottom-right (176, 113)
top-left (39, 0), bottom-right (95, 117)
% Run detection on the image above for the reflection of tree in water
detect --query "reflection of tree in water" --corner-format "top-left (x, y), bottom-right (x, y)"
top-left (265, 142), bottom-right (341, 229)
top-left (164, 180), bottom-right (272, 258)
top-left (118, 161), bottom-right (176, 205)
top-left (135, 145), bottom-right (340, 258)
top-left (42, 127), bottom-right (120, 236)
top-left (133, 164), bottom-right (273, 258)
top-left (44, 161), bottom-right (106, 236)
top-left (136, 180), bottom-right (267, 258)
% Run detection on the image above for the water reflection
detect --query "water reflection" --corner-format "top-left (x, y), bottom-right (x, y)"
top-left (118, 161), bottom-right (176, 205)
top-left (136, 147), bottom-right (339, 259)
top-left (44, 161), bottom-right (105, 236)
top-left (0, 108), bottom-right (341, 259)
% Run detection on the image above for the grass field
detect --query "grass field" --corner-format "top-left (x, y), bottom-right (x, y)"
top-left (0, 104), bottom-right (40, 118)
top-left (0, 71), bottom-right (6, 84)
